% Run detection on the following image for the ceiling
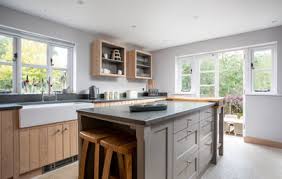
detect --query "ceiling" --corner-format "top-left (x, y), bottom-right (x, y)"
top-left (0, 0), bottom-right (282, 51)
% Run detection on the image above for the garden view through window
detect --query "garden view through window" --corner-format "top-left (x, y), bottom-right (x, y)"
top-left (0, 32), bottom-right (73, 94)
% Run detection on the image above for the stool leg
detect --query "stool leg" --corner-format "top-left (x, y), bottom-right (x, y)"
top-left (79, 140), bottom-right (89, 179)
top-left (117, 153), bottom-right (125, 179)
top-left (124, 154), bottom-right (133, 179)
top-left (102, 148), bottom-right (113, 179)
top-left (94, 143), bottom-right (100, 179)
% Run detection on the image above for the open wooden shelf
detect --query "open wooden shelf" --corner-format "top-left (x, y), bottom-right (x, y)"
top-left (127, 49), bottom-right (152, 79)
top-left (92, 39), bottom-right (126, 77)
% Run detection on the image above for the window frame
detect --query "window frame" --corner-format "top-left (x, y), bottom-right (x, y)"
top-left (198, 53), bottom-right (218, 97)
top-left (175, 56), bottom-right (196, 94)
top-left (249, 45), bottom-right (277, 94)
top-left (174, 43), bottom-right (277, 97)
top-left (0, 28), bottom-right (74, 94)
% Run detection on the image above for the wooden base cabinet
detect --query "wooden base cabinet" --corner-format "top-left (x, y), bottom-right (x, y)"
top-left (19, 120), bottom-right (78, 174)
top-left (0, 110), bottom-right (19, 179)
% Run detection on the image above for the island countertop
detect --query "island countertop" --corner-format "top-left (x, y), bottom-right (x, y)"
top-left (77, 100), bottom-right (215, 126)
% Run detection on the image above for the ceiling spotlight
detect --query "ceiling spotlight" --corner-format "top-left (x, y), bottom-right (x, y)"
top-left (272, 20), bottom-right (278, 24)
top-left (77, 0), bottom-right (85, 5)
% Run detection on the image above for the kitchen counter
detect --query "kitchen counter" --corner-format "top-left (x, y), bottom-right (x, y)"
top-left (0, 104), bottom-right (22, 111)
top-left (77, 100), bottom-right (218, 179)
top-left (0, 96), bottom-right (165, 110)
top-left (77, 100), bottom-right (214, 125)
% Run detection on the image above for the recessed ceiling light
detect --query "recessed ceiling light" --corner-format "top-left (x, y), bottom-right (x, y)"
top-left (77, 0), bottom-right (85, 5)
top-left (193, 16), bottom-right (199, 20)
top-left (272, 20), bottom-right (278, 24)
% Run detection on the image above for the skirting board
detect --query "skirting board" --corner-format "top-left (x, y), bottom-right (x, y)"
top-left (244, 136), bottom-right (282, 149)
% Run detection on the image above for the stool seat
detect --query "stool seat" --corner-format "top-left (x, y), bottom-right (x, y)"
top-left (100, 134), bottom-right (136, 179)
top-left (79, 128), bottom-right (116, 179)
top-left (100, 135), bottom-right (137, 154)
top-left (79, 128), bottom-right (115, 143)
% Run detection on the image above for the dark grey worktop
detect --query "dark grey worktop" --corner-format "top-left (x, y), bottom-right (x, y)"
top-left (0, 96), bottom-right (165, 110)
top-left (0, 104), bottom-right (22, 111)
top-left (77, 101), bottom-right (215, 126)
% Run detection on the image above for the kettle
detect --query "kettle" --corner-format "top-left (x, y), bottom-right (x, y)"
top-left (89, 85), bottom-right (99, 99)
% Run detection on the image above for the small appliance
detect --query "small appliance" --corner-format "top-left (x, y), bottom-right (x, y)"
top-left (89, 85), bottom-right (99, 99)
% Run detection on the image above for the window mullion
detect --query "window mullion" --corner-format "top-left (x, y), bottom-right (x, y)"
top-left (47, 44), bottom-right (52, 89)
top-left (15, 37), bottom-right (22, 93)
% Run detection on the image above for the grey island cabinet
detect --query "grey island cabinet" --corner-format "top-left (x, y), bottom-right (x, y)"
top-left (77, 100), bottom-right (218, 179)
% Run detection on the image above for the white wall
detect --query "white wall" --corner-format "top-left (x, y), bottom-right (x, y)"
top-left (0, 6), bottom-right (147, 94)
top-left (245, 95), bottom-right (282, 143)
top-left (152, 26), bottom-right (282, 143)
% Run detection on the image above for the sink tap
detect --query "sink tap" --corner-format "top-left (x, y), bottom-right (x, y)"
top-left (47, 77), bottom-right (52, 96)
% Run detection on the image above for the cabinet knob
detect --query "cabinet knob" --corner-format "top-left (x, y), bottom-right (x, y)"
top-left (55, 129), bottom-right (60, 134)
top-left (63, 128), bottom-right (68, 132)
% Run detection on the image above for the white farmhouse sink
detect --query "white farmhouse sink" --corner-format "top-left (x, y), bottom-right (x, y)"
top-left (19, 102), bottom-right (93, 128)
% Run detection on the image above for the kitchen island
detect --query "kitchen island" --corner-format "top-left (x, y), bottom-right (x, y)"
top-left (77, 100), bottom-right (219, 179)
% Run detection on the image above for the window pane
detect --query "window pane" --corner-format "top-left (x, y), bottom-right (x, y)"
top-left (200, 56), bottom-right (215, 71)
top-left (182, 63), bottom-right (192, 74)
top-left (52, 70), bottom-right (68, 91)
top-left (21, 39), bottom-right (47, 65)
top-left (52, 47), bottom-right (68, 68)
top-left (253, 49), bottom-right (272, 69)
top-left (22, 67), bottom-right (47, 93)
top-left (219, 51), bottom-right (244, 97)
top-left (0, 35), bottom-right (13, 62)
top-left (181, 75), bottom-right (191, 92)
top-left (0, 65), bottom-right (13, 93)
top-left (253, 70), bottom-right (272, 92)
top-left (200, 86), bottom-right (215, 97)
top-left (200, 72), bottom-right (214, 85)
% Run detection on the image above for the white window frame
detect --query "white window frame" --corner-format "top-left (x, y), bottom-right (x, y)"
top-left (0, 26), bottom-right (74, 94)
top-left (174, 42), bottom-right (277, 97)
top-left (175, 56), bottom-right (196, 94)
top-left (197, 53), bottom-right (218, 97)
top-left (248, 45), bottom-right (277, 94)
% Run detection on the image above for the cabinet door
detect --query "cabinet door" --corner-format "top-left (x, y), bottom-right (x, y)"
top-left (148, 122), bottom-right (173, 179)
top-left (39, 127), bottom-right (48, 166)
top-left (30, 128), bottom-right (40, 170)
top-left (69, 121), bottom-right (78, 156)
top-left (48, 124), bottom-right (63, 163)
top-left (63, 122), bottom-right (70, 159)
top-left (1, 111), bottom-right (15, 178)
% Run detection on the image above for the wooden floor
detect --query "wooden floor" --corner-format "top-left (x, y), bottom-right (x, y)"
top-left (33, 135), bottom-right (282, 179)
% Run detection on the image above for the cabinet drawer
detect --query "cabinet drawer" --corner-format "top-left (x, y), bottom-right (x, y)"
top-left (199, 133), bottom-right (213, 174)
top-left (175, 151), bottom-right (198, 179)
top-left (200, 108), bottom-right (213, 121)
top-left (200, 118), bottom-right (213, 141)
top-left (174, 112), bottom-right (199, 133)
top-left (174, 123), bottom-right (199, 158)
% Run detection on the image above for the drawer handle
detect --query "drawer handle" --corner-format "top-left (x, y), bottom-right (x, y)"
top-left (205, 111), bottom-right (212, 114)
top-left (201, 123), bottom-right (210, 128)
top-left (177, 130), bottom-right (193, 142)
top-left (205, 141), bottom-right (212, 146)
top-left (177, 160), bottom-right (192, 176)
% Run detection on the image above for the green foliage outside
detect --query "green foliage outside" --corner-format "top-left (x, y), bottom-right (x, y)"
top-left (0, 35), bottom-right (67, 93)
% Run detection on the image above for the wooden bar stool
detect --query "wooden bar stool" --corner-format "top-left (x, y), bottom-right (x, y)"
top-left (100, 135), bottom-right (137, 179)
top-left (79, 128), bottom-right (115, 179)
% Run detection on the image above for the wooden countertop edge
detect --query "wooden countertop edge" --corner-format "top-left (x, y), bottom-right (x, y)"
top-left (167, 96), bottom-right (225, 103)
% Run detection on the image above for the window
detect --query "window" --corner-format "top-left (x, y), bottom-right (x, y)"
top-left (51, 46), bottom-right (69, 91)
top-left (0, 28), bottom-right (74, 94)
top-left (250, 46), bottom-right (275, 93)
top-left (219, 51), bottom-right (244, 97)
top-left (0, 34), bottom-right (14, 93)
top-left (176, 57), bottom-right (194, 93)
top-left (198, 54), bottom-right (216, 97)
